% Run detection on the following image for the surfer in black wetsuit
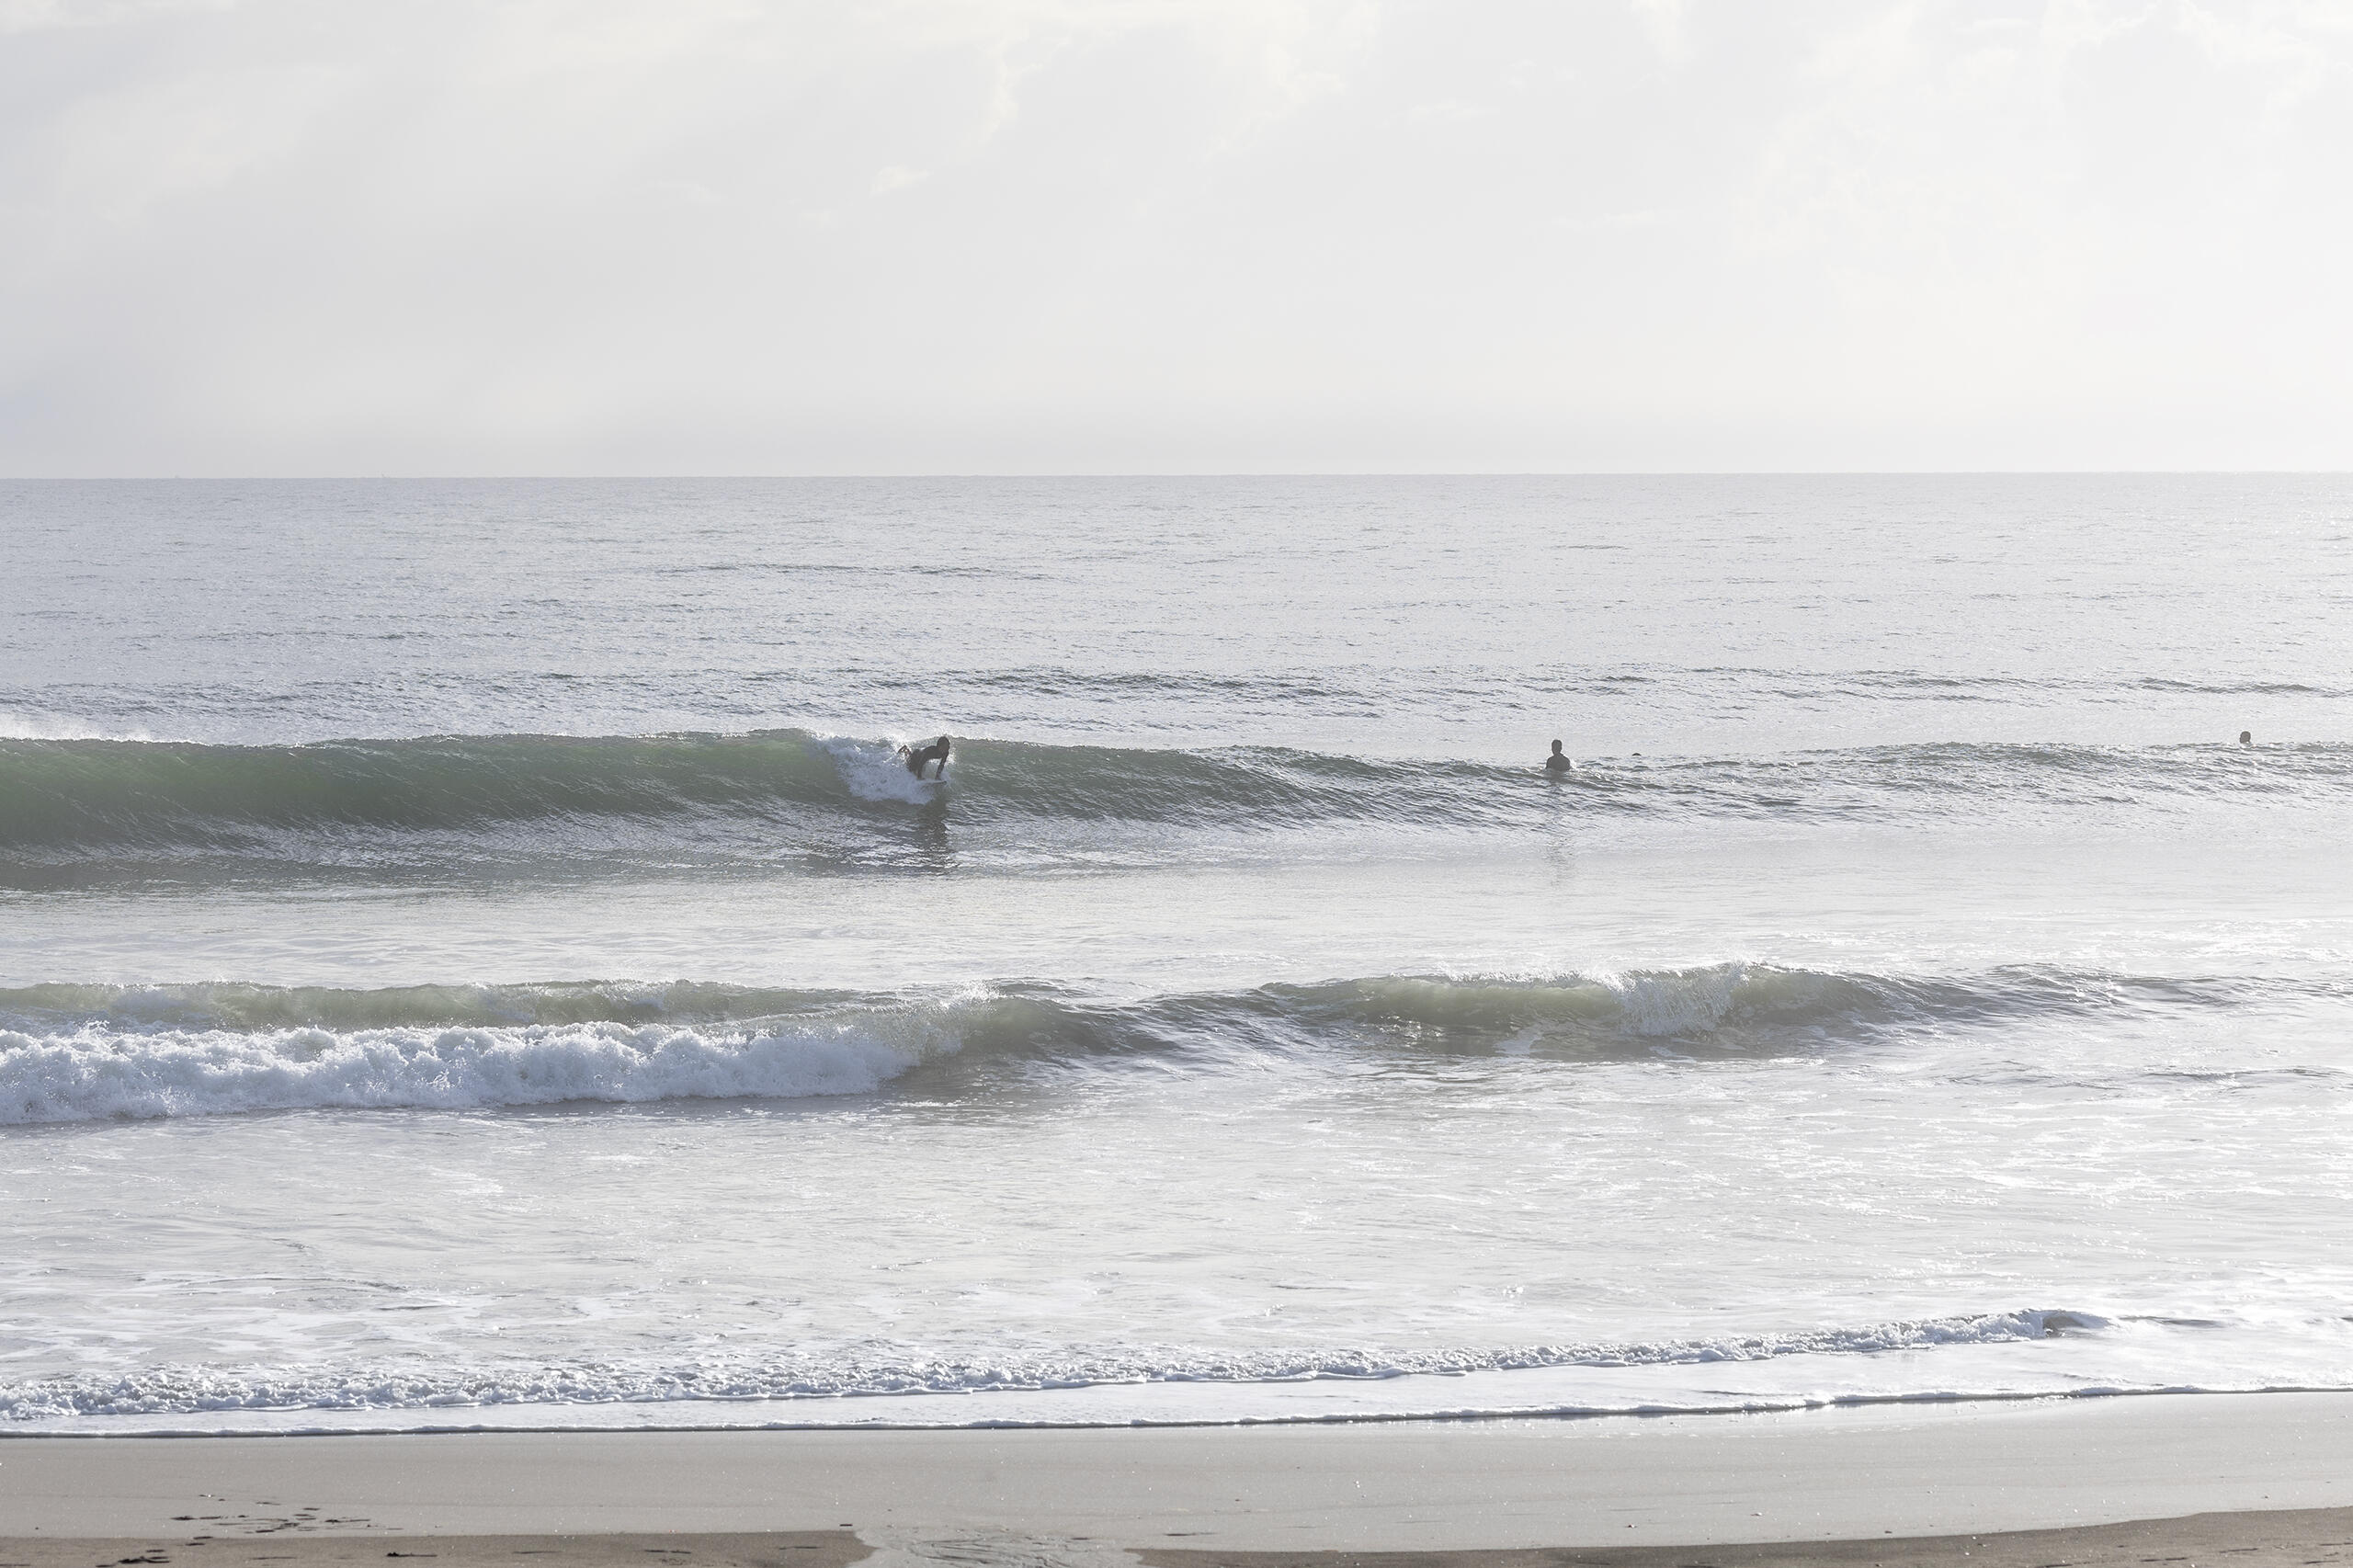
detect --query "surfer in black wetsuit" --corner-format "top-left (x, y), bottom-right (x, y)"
top-left (900, 735), bottom-right (952, 779)
top-left (1544, 740), bottom-right (1574, 775)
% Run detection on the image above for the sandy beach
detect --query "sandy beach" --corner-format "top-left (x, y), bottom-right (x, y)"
top-left (6, 1513), bottom-right (2353, 1568)
top-left (5, 1393), bottom-right (2351, 1565)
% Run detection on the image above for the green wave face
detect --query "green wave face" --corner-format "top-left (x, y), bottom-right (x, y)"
top-left (1, 732), bottom-right (2345, 881)
top-left (0, 962), bottom-right (2266, 1059)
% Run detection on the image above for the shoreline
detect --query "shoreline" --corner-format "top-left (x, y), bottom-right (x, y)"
top-left (3, 1392), bottom-right (2350, 1554)
top-left (10, 1375), bottom-right (2353, 1439)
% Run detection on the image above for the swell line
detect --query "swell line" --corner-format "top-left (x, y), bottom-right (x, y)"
top-left (1, 731), bottom-right (2344, 873)
top-left (0, 963), bottom-right (2307, 1125)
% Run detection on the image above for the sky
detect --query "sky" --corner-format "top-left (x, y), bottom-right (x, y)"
top-left (3, 0), bottom-right (2351, 474)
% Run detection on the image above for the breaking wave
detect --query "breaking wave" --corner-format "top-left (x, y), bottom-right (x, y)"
top-left (0, 962), bottom-right (2279, 1125)
top-left (0, 732), bottom-right (2345, 879)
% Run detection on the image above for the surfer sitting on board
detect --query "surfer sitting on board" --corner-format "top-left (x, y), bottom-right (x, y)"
top-left (1544, 740), bottom-right (1574, 775)
top-left (900, 734), bottom-right (952, 780)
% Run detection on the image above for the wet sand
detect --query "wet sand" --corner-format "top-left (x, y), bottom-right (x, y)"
top-left (2, 1394), bottom-right (2349, 1562)
top-left (3, 1511), bottom-right (2351, 1568)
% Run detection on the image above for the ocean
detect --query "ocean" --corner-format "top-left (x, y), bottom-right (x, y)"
top-left (2, 473), bottom-right (2349, 1433)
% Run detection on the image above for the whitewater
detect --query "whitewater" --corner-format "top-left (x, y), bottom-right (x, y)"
top-left (1, 474), bottom-right (2348, 1435)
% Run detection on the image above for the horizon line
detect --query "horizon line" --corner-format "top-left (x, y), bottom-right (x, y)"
top-left (6, 469), bottom-right (2353, 483)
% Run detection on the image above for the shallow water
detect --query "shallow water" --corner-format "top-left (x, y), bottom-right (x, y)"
top-left (1, 475), bottom-right (2348, 1431)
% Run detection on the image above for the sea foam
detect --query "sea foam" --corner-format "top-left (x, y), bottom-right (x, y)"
top-left (0, 1307), bottom-right (2086, 1423)
top-left (0, 963), bottom-right (2281, 1124)
top-left (0, 1019), bottom-right (928, 1125)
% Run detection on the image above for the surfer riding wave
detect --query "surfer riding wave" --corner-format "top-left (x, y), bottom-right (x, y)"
top-left (900, 735), bottom-right (952, 779)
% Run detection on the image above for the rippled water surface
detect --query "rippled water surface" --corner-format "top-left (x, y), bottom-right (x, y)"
top-left (1, 475), bottom-right (2348, 1430)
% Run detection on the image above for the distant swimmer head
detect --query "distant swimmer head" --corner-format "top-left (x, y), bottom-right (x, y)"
top-left (2240, 731), bottom-right (2252, 744)
top-left (1543, 739), bottom-right (1574, 774)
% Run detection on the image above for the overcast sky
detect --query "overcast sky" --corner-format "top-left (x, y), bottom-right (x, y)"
top-left (4, 0), bottom-right (2350, 474)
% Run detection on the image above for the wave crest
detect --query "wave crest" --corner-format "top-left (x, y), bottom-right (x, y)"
top-left (0, 963), bottom-right (2259, 1125)
top-left (5, 732), bottom-right (2347, 876)
top-left (0, 1017), bottom-right (934, 1125)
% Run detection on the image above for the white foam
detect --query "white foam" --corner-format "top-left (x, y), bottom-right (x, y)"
top-left (0, 710), bottom-right (163, 742)
top-left (18, 1306), bottom-right (2336, 1435)
top-left (821, 735), bottom-right (945, 803)
top-left (0, 1019), bottom-right (935, 1124)
top-left (0, 1309), bottom-right (2073, 1421)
